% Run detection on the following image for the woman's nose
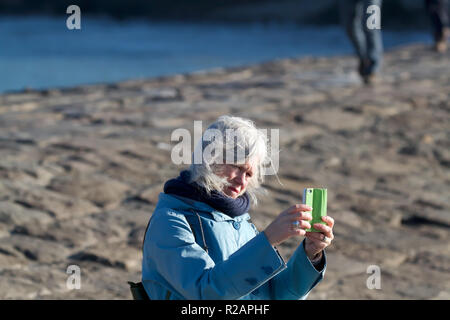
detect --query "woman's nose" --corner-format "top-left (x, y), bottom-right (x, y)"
top-left (235, 171), bottom-right (247, 186)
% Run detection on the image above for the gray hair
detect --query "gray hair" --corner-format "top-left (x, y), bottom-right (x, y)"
top-left (188, 115), bottom-right (271, 205)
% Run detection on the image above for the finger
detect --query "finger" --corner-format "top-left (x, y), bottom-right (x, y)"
top-left (305, 235), bottom-right (328, 248)
top-left (314, 233), bottom-right (334, 245)
top-left (292, 228), bottom-right (306, 237)
top-left (295, 220), bottom-right (311, 230)
top-left (313, 224), bottom-right (333, 238)
top-left (308, 234), bottom-right (332, 248)
top-left (287, 204), bottom-right (312, 214)
top-left (312, 223), bottom-right (331, 233)
top-left (322, 216), bottom-right (334, 228)
top-left (290, 219), bottom-right (311, 231)
top-left (321, 233), bottom-right (333, 245)
top-left (305, 232), bottom-right (325, 240)
top-left (293, 211), bottom-right (313, 221)
top-left (306, 232), bottom-right (331, 241)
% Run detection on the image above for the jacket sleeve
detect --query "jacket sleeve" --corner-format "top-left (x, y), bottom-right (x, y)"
top-left (268, 239), bottom-right (326, 300)
top-left (145, 211), bottom-right (287, 300)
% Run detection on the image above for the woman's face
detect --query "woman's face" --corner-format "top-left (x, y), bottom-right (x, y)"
top-left (215, 162), bottom-right (254, 199)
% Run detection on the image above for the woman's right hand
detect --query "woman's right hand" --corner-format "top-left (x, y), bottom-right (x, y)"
top-left (263, 204), bottom-right (313, 247)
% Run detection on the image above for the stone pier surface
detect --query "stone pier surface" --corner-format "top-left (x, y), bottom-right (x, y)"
top-left (0, 44), bottom-right (448, 299)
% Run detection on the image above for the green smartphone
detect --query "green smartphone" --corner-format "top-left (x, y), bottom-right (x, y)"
top-left (302, 188), bottom-right (327, 232)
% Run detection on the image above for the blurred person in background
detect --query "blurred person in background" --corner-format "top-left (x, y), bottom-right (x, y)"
top-left (425, 0), bottom-right (449, 52)
top-left (339, 0), bottom-right (383, 85)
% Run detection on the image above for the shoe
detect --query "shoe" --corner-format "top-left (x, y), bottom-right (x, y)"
top-left (435, 40), bottom-right (447, 53)
top-left (434, 28), bottom-right (449, 53)
top-left (358, 58), bottom-right (371, 77)
top-left (444, 27), bottom-right (450, 39)
top-left (363, 73), bottom-right (380, 85)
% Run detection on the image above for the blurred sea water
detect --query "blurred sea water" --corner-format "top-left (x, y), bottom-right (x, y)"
top-left (0, 15), bottom-right (431, 93)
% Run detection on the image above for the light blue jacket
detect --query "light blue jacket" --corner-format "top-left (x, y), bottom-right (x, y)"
top-left (142, 192), bottom-right (326, 300)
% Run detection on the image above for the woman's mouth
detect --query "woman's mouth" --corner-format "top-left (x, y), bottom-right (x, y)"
top-left (228, 186), bottom-right (240, 194)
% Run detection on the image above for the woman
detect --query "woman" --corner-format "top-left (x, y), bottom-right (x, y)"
top-left (141, 115), bottom-right (334, 300)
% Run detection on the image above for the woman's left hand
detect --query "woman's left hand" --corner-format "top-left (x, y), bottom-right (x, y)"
top-left (304, 216), bottom-right (335, 261)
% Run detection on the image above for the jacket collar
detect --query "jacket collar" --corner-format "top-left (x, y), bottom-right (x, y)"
top-left (156, 193), bottom-right (250, 222)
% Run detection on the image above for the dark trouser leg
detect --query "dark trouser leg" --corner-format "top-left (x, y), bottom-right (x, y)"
top-left (339, 0), bottom-right (367, 76)
top-left (363, 0), bottom-right (383, 75)
top-left (426, 0), bottom-right (450, 41)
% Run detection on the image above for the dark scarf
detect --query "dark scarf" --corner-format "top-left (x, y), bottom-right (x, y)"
top-left (163, 170), bottom-right (250, 218)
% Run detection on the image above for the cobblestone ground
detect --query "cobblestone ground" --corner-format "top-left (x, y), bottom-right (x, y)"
top-left (0, 44), bottom-right (448, 299)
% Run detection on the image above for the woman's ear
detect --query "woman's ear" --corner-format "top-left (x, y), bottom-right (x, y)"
top-left (211, 163), bottom-right (223, 175)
